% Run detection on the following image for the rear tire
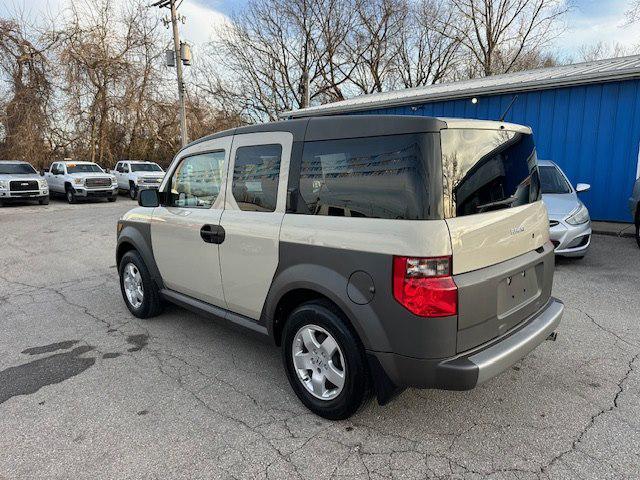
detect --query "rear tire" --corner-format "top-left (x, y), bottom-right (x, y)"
top-left (119, 250), bottom-right (163, 319)
top-left (282, 299), bottom-right (371, 420)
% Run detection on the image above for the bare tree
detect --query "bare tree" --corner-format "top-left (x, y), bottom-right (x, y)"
top-left (393, 0), bottom-right (462, 88)
top-left (577, 41), bottom-right (634, 62)
top-left (0, 17), bottom-right (58, 168)
top-left (437, 0), bottom-right (567, 77)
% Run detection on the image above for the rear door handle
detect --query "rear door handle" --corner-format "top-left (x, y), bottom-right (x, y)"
top-left (200, 224), bottom-right (225, 244)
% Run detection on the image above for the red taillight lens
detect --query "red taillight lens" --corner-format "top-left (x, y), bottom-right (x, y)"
top-left (392, 256), bottom-right (457, 317)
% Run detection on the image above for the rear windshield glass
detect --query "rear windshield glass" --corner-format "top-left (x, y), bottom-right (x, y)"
top-left (297, 133), bottom-right (439, 220)
top-left (539, 165), bottom-right (571, 194)
top-left (131, 163), bottom-right (163, 172)
top-left (441, 129), bottom-right (540, 218)
top-left (0, 163), bottom-right (37, 174)
top-left (67, 164), bottom-right (103, 174)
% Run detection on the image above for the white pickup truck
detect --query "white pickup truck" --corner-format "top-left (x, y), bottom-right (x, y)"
top-left (45, 161), bottom-right (118, 203)
top-left (112, 161), bottom-right (165, 199)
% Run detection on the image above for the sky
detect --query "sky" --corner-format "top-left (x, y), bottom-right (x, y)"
top-left (1, 0), bottom-right (639, 61)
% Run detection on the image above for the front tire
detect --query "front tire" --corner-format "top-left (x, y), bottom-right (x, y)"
top-left (119, 250), bottom-right (163, 318)
top-left (129, 185), bottom-right (138, 200)
top-left (282, 300), bottom-right (371, 420)
top-left (108, 195), bottom-right (117, 202)
top-left (65, 188), bottom-right (76, 204)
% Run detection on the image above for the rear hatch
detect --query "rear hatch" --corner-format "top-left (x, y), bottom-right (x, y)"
top-left (440, 124), bottom-right (553, 352)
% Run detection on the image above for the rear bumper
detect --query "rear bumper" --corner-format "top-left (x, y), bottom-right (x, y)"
top-left (369, 297), bottom-right (563, 391)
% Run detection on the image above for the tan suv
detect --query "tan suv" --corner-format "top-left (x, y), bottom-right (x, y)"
top-left (116, 115), bottom-right (564, 419)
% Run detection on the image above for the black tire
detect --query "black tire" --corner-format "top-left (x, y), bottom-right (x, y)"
top-left (118, 250), bottom-right (163, 319)
top-left (65, 187), bottom-right (76, 204)
top-left (39, 196), bottom-right (49, 205)
top-left (129, 184), bottom-right (137, 200)
top-left (282, 299), bottom-right (371, 420)
top-left (108, 195), bottom-right (117, 202)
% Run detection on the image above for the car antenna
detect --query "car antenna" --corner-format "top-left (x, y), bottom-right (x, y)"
top-left (499, 95), bottom-right (518, 122)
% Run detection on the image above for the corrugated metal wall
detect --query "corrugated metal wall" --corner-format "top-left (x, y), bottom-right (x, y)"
top-left (354, 79), bottom-right (640, 222)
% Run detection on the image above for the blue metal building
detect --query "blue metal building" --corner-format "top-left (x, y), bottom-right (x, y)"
top-left (286, 56), bottom-right (640, 222)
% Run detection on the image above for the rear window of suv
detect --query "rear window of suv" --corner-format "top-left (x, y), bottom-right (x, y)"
top-left (297, 133), bottom-right (439, 220)
top-left (441, 129), bottom-right (540, 218)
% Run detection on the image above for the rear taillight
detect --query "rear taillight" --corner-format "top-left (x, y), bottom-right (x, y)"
top-left (392, 256), bottom-right (457, 317)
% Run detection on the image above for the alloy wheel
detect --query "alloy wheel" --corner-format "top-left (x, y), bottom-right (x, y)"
top-left (123, 262), bottom-right (144, 309)
top-left (291, 324), bottom-right (346, 400)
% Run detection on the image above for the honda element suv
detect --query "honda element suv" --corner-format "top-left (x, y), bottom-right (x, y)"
top-left (116, 115), bottom-right (563, 419)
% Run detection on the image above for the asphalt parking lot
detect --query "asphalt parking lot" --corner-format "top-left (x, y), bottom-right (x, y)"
top-left (0, 198), bottom-right (639, 480)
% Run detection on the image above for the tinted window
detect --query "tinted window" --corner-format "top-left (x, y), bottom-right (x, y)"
top-left (67, 164), bottom-right (103, 173)
top-left (298, 134), bottom-right (437, 220)
top-left (0, 163), bottom-right (37, 174)
top-left (441, 129), bottom-right (540, 218)
top-left (131, 163), bottom-right (163, 172)
top-left (169, 151), bottom-right (225, 208)
top-left (539, 165), bottom-right (571, 194)
top-left (232, 144), bottom-right (282, 212)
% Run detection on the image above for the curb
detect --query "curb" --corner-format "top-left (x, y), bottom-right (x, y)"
top-left (592, 229), bottom-right (635, 239)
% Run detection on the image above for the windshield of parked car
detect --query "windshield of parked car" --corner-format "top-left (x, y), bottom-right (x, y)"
top-left (67, 164), bottom-right (103, 174)
top-left (131, 163), bottom-right (163, 172)
top-left (539, 165), bottom-right (572, 194)
top-left (0, 163), bottom-right (37, 175)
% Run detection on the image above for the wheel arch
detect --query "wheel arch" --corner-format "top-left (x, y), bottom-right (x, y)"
top-left (116, 222), bottom-right (164, 289)
top-left (262, 264), bottom-right (391, 353)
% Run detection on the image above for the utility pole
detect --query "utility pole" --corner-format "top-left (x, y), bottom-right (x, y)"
top-left (152, 0), bottom-right (188, 147)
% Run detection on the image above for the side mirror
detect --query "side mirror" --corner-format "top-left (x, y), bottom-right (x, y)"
top-left (138, 188), bottom-right (160, 207)
top-left (576, 183), bottom-right (590, 193)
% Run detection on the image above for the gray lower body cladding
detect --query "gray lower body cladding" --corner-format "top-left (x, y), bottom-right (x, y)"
top-left (370, 297), bottom-right (563, 391)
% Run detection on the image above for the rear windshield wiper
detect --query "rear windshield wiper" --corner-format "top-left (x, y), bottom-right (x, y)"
top-left (476, 196), bottom-right (516, 212)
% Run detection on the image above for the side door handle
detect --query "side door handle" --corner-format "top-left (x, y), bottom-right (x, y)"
top-left (200, 224), bottom-right (225, 244)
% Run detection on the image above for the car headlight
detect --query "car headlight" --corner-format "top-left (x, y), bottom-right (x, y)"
top-left (566, 203), bottom-right (590, 225)
top-left (0, 180), bottom-right (7, 189)
top-left (38, 179), bottom-right (48, 188)
top-left (74, 178), bottom-right (83, 185)
top-left (112, 177), bottom-right (118, 185)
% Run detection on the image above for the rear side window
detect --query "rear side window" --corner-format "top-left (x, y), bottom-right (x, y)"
top-left (232, 144), bottom-right (282, 212)
top-left (441, 129), bottom-right (540, 218)
top-left (297, 134), bottom-right (438, 219)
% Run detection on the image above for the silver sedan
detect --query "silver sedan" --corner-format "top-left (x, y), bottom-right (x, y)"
top-left (539, 160), bottom-right (591, 258)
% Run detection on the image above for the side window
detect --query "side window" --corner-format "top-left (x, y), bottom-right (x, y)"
top-left (115, 163), bottom-right (122, 172)
top-left (168, 151), bottom-right (225, 208)
top-left (297, 134), bottom-right (437, 220)
top-left (232, 144), bottom-right (282, 212)
top-left (122, 164), bottom-right (129, 173)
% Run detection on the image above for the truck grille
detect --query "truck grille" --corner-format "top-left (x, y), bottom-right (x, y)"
top-left (85, 177), bottom-right (112, 188)
top-left (139, 177), bottom-right (163, 185)
top-left (10, 180), bottom-right (39, 192)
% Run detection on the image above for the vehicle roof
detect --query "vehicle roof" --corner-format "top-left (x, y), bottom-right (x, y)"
top-left (0, 160), bottom-right (30, 164)
top-left (57, 161), bottom-right (97, 164)
top-left (439, 118), bottom-right (532, 134)
top-left (180, 114), bottom-right (531, 154)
